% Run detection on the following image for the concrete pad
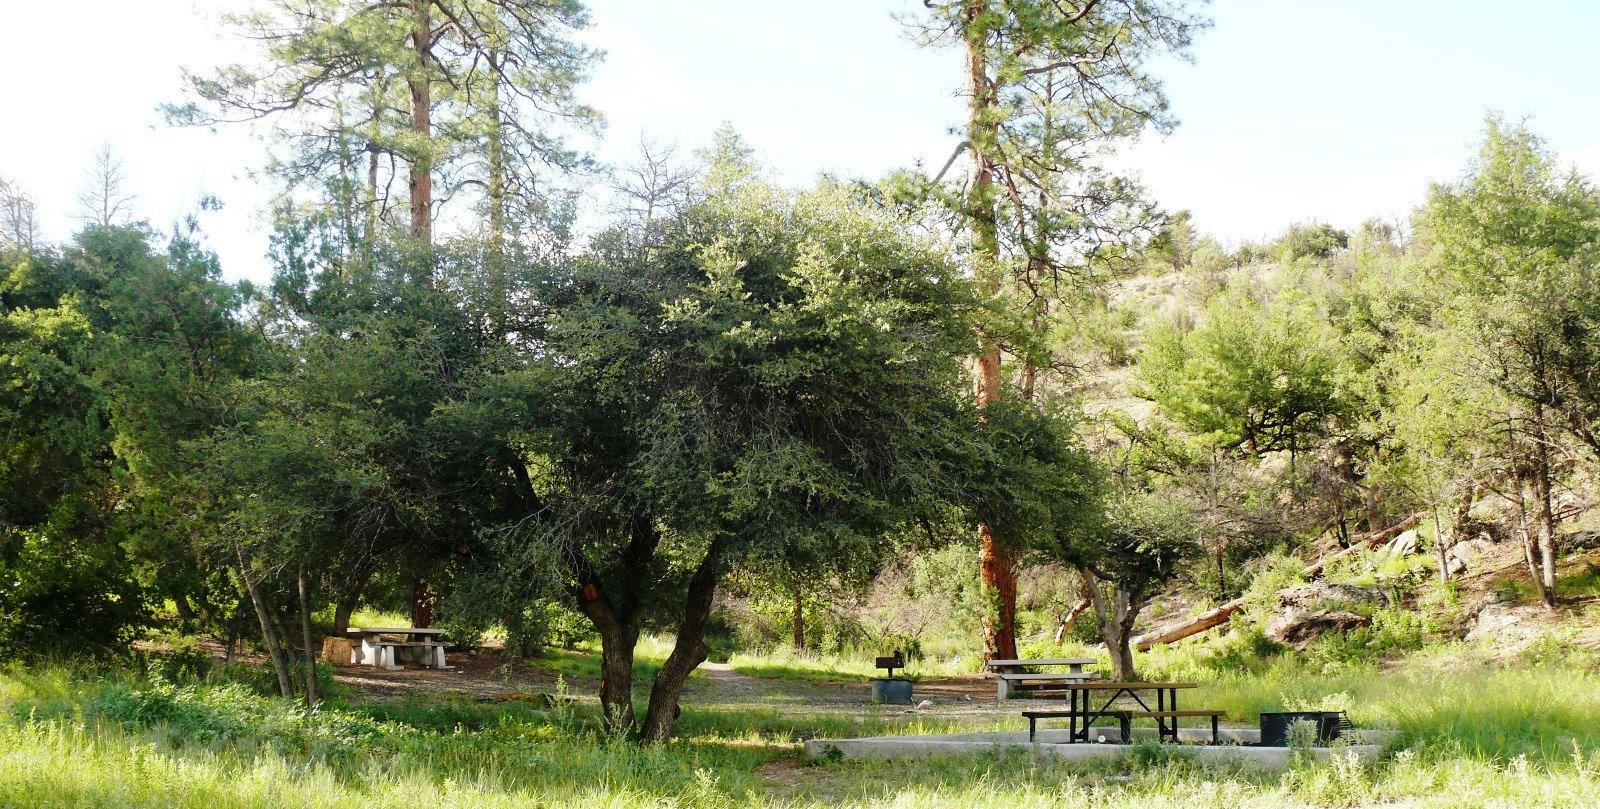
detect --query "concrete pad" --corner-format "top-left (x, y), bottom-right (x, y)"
top-left (803, 730), bottom-right (1383, 772)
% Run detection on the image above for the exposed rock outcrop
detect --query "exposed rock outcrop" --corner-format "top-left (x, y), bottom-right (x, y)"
top-left (1276, 582), bottom-right (1387, 611)
top-left (1385, 529), bottom-right (1420, 557)
top-left (1263, 582), bottom-right (1386, 648)
top-left (1266, 610), bottom-right (1372, 648)
top-left (1567, 531), bottom-right (1600, 554)
top-left (1444, 537), bottom-right (1497, 573)
top-left (1464, 599), bottom-right (1547, 648)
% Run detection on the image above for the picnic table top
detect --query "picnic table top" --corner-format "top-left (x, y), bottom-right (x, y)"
top-left (1034, 680), bottom-right (1197, 690)
top-left (990, 671), bottom-right (1099, 680)
top-left (985, 658), bottom-right (1096, 668)
top-left (348, 627), bottom-right (446, 636)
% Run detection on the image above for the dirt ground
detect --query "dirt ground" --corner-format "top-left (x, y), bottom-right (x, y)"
top-left (203, 540), bottom-right (1600, 719)
top-left (319, 646), bottom-right (1051, 724)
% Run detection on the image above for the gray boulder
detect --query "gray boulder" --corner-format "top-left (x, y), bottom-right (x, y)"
top-left (1386, 529), bottom-right (1420, 557)
top-left (1444, 537), bottom-right (1497, 573)
top-left (1567, 531), bottom-right (1600, 554)
top-left (1276, 581), bottom-right (1387, 611)
top-left (1266, 610), bottom-right (1372, 649)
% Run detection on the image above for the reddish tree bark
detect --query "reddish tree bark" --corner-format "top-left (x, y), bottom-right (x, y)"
top-left (407, 0), bottom-right (433, 247)
top-left (964, 0), bottom-right (1020, 662)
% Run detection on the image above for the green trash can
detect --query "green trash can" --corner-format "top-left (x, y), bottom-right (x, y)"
top-left (870, 677), bottom-right (914, 705)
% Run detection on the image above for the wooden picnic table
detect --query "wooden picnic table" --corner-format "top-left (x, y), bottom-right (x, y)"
top-left (1024, 681), bottom-right (1219, 744)
top-left (348, 627), bottom-right (448, 670)
top-left (985, 657), bottom-right (1097, 699)
top-left (985, 657), bottom-right (1096, 672)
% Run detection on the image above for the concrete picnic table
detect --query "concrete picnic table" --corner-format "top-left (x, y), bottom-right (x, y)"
top-left (985, 657), bottom-right (1098, 699)
top-left (348, 627), bottom-right (448, 670)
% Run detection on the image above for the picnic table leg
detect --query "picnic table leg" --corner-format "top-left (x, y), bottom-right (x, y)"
top-left (1173, 689), bottom-right (1182, 743)
top-left (1069, 689), bottom-right (1078, 742)
top-left (1119, 713), bottom-right (1131, 744)
top-left (1211, 713), bottom-right (1219, 745)
top-left (1157, 688), bottom-right (1168, 742)
top-left (1028, 715), bottom-right (1036, 743)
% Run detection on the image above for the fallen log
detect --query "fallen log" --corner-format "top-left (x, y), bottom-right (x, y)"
top-left (1131, 515), bottom-right (1422, 652)
top-left (1133, 598), bottom-right (1244, 651)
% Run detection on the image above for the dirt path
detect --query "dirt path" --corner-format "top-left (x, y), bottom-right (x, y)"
top-left (322, 646), bottom-right (1045, 725)
top-left (695, 660), bottom-right (769, 695)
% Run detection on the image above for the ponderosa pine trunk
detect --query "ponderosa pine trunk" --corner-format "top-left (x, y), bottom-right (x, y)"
top-left (641, 542), bottom-right (724, 743)
top-left (407, 0), bottom-right (433, 248)
top-left (963, 0), bottom-right (1019, 663)
top-left (486, 49), bottom-right (508, 257)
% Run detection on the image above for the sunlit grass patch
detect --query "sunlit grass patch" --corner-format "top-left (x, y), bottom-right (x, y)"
top-left (727, 646), bottom-right (980, 683)
top-left (5, 654), bottom-right (1600, 807)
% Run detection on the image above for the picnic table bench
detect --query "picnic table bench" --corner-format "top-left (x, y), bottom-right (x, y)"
top-left (985, 657), bottom-right (1097, 700)
top-left (1021, 681), bottom-right (1222, 744)
top-left (348, 627), bottom-right (448, 670)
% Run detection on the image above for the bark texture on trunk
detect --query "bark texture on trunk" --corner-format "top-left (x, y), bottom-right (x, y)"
top-left (791, 579), bottom-right (805, 651)
top-left (979, 525), bottom-right (1019, 659)
top-left (571, 517), bottom-right (663, 736)
top-left (1532, 412), bottom-right (1559, 611)
top-left (964, 0), bottom-right (1020, 662)
top-left (407, 0), bottom-right (433, 247)
top-left (486, 50), bottom-right (508, 253)
top-left (596, 618), bottom-right (641, 733)
top-left (236, 544), bottom-right (293, 699)
top-left (410, 578), bottom-right (434, 628)
top-left (1053, 597), bottom-right (1091, 644)
top-left (641, 542), bottom-right (724, 743)
top-left (576, 580), bottom-right (641, 735)
top-left (297, 560), bottom-right (318, 710)
top-left (1081, 570), bottom-right (1138, 681)
top-left (332, 566), bottom-right (373, 636)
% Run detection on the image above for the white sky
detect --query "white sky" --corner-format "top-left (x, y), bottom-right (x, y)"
top-left (4, 0), bottom-right (1600, 282)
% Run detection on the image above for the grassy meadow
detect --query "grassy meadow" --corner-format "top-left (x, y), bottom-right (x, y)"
top-left (3, 642), bottom-right (1599, 809)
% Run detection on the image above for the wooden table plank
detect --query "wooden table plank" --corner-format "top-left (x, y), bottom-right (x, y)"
top-left (1036, 681), bottom-right (1196, 690)
top-left (986, 658), bottom-right (1096, 668)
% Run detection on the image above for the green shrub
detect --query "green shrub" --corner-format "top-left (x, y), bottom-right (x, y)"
top-left (144, 645), bottom-right (213, 683)
top-left (0, 529), bottom-right (149, 658)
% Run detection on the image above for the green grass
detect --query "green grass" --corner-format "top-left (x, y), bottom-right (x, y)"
top-left (1557, 561), bottom-right (1600, 600)
top-left (4, 647), bottom-right (1600, 807)
top-left (728, 646), bottom-right (982, 683)
top-left (337, 607), bottom-right (412, 629)
top-left (511, 634), bottom-right (692, 685)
